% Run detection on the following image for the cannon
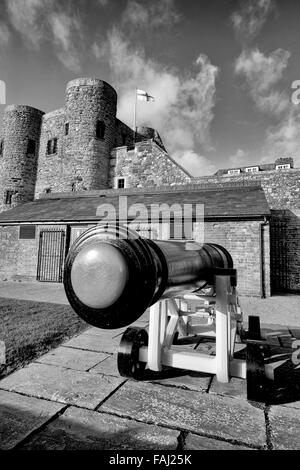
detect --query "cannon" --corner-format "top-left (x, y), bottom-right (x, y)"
top-left (64, 224), bottom-right (273, 401)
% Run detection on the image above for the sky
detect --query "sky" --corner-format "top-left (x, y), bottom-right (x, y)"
top-left (0, 0), bottom-right (300, 175)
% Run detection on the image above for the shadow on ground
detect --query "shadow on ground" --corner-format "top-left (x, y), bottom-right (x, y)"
top-left (0, 403), bottom-right (180, 451)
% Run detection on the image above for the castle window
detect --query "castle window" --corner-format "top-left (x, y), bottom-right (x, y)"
top-left (27, 139), bottom-right (36, 156)
top-left (5, 190), bottom-right (14, 205)
top-left (71, 182), bottom-right (76, 192)
top-left (47, 138), bottom-right (58, 156)
top-left (19, 225), bottom-right (36, 240)
top-left (65, 123), bottom-right (69, 136)
top-left (116, 177), bottom-right (125, 189)
top-left (45, 188), bottom-right (51, 194)
top-left (0, 139), bottom-right (3, 156)
top-left (96, 120), bottom-right (105, 139)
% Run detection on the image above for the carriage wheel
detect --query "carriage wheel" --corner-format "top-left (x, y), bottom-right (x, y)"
top-left (117, 327), bottom-right (148, 379)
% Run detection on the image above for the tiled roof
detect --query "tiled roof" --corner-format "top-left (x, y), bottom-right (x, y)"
top-left (0, 185), bottom-right (270, 224)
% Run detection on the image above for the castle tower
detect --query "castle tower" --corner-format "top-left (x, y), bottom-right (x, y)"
top-left (65, 78), bottom-right (117, 190)
top-left (0, 105), bottom-right (44, 212)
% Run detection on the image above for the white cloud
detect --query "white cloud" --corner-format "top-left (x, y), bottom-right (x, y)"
top-left (6, 0), bottom-right (51, 49)
top-left (228, 148), bottom-right (248, 167)
top-left (231, 0), bottom-right (275, 42)
top-left (122, 0), bottom-right (181, 29)
top-left (235, 48), bottom-right (290, 115)
top-left (0, 22), bottom-right (10, 46)
top-left (265, 108), bottom-right (300, 167)
top-left (172, 150), bottom-right (217, 176)
top-left (97, 29), bottom-right (218, 176)
top-left (48, 12), bottom-right (82, 72)
top-left (96, 0), bottom-right (108, 6)
top-left (5, 0), bottom-right (82, 71)
top-left (235, 47), bottom-right (300, 167)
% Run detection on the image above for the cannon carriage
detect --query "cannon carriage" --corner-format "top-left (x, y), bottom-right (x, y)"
top-left (63, 224), bottom-right (297, 402)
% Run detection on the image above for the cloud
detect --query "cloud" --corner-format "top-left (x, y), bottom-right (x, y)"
top-left (96, 0), bottom-right (108, 6)
top-left (122, 0), bottom-right (181, 29)
top-left (48, 12), bottom-right (82, 72)
top-left (231, 0), bottom-right (275, 42)
top-left (5, 0), bottom-right (82, 71)
top-left (0, 22), bottom-right (10, 46)
top-left (228, 148), bottom-right (249, 167)
top-left (235, 48), bottom-right (290, 115)
top-left (172, 150), bottom-right (217, 177)
top-left (6, 0), bottom-right (51, 49)
top-left (97, 29), bottom-right (218, 175)
top-left (234, 47), bottom-right (300, 167)
top-left (265, 108), bottom-right (300, 167)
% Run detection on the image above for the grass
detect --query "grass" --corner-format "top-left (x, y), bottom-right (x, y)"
top-left (0, 297), bottom-right (88, 378)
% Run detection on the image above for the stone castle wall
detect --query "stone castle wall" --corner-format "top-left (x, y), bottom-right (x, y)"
top-left (194, 169), bottom-right (300, 293)
top-left (0, 105), bottom-right (44, 212)
top-left (194, 169), bottom-right (300, 210)
top-left (109, 140), bottom-right (191, 188)
top-left (35, 78), bottom-right (119, 196)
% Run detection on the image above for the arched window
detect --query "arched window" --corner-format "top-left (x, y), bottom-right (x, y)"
top-left (96, 120), bottom-right (105, 139)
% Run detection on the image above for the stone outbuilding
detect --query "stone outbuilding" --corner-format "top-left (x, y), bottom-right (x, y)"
top-left (0, 184), bottom-right (270, 297)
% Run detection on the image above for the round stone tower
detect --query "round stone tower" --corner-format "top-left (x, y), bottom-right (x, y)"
top-left (136, 126), bottom-right (166, 150)
top-left (64, 78), bottom-right (117, 190)
top-left (0, 104), bottom-right (44, 212)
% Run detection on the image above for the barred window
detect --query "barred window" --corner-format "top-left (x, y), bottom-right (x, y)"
top-left (47, 138), bottom-right (58, 155)
top-left (0, 139), bottom-right (3, 155)
top-left (65, 123), bottom-right (69, 136)
top-left (96, 120), bottom-right (105, 139)
top-left (27, 139), bottom-right (36, 156)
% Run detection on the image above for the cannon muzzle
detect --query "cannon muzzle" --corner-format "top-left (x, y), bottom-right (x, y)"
top-left (64, 224), bottom-right (233, 329)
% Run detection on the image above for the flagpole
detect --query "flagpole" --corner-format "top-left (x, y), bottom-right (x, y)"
top-left (133, 87), bottom-right (137, 144)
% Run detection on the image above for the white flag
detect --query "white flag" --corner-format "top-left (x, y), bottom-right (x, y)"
top-left (137, 89), bottom-right (155, 102)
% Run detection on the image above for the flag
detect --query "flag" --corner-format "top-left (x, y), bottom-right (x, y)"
top-left (137, 89), bottom-right (155, 102)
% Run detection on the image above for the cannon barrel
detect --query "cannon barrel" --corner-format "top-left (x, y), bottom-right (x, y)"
top-left (63, 224), bottom-right (233, 329)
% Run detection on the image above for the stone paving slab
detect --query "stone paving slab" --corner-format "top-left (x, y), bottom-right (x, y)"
top-left (89, 354), bottom-right (120, 377)
top-left (101, 381), bottom-right (266, 447)
top-left (0, 363), bottom-right (125, 409)
top-left (184, 433), bottom-right (252, 450)
top-left (63, 332), bottom-right (120, 354)
top-left (282, 400), bottom-right (300, 410)
top-left (19, 407), bottom-right (180, 450)
top-left (0, 389), bottom-right (65, 450)
top-left (35, 346), bottom-right (110, 371)
top-left (84, 327), bottom-right (125, 338)
top-left (269, 405), bottom-right (300, 450)
top-left (209, 377), bottom-right (247, 399)
top-left (149, 372), bottom-right (211, 392)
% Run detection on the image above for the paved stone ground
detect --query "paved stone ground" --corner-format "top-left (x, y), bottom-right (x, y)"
top-left (0, 282), bottom-right (299, 450)
top-left (0, 281), bottom-right (299, 326)
top-left (1, 318), bottom-right (299, 450)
